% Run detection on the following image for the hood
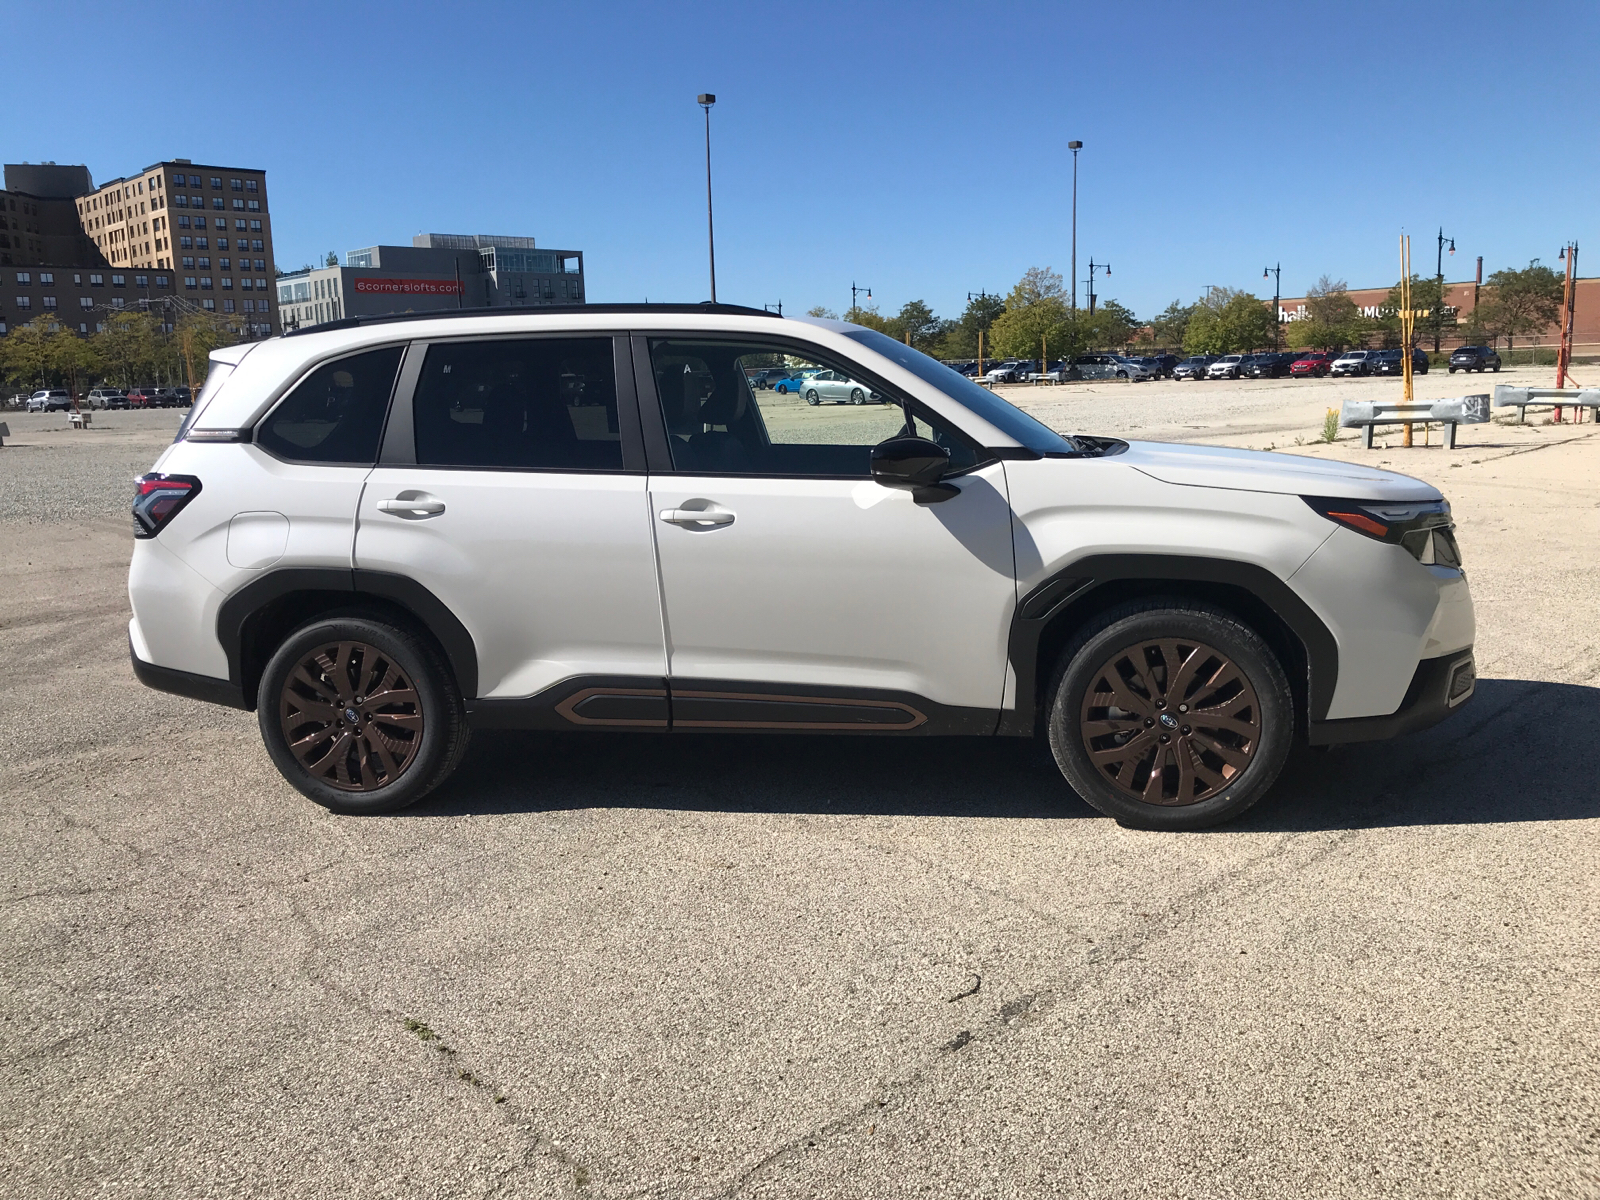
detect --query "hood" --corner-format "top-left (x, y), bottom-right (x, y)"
top-left (1120, 440), bottom-right (1441, 501)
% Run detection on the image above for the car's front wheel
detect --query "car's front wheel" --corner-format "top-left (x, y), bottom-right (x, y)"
top-left (258, 615), bottom-right (469, 815)
top-left (849, 388), bottom-right (865, 405)
top-left (806, 390), bottom-right (821, 404)
top-left (1046, 599), bottom-right (1293, 830)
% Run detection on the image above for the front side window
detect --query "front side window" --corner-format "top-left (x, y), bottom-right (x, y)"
top-left (413, 337), bottom-right (622, 471)
top-left (257, 346), bottom-right (402, 464)
top-left (647, 339), bottom-right (981, 477)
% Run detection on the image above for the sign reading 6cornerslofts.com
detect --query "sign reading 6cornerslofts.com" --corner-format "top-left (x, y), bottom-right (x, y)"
top-left (352, 278), bottom-right (463, 295)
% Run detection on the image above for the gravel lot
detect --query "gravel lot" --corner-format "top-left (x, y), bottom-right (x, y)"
top-left (1, 372), bottom-right (1597, 1199)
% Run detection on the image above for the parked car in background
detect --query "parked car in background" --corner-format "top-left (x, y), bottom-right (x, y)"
top-left (103, 391), bottom-right (132, 409)
top-left (1449, 346), bottom-right (1501, 373)
top-left (88, 387), bottom-right (127, 409)
top-left (803, 369), bottom-right (883, 405)
top-left (1027, 360), bottom-right (1071, 383)
top-left (28, 389), bottom-right (73, 412)
top-left (1144, 354), bottom-right (1181, 378)
top-left (745, 368), bottom-right (787, 390)
top-left (1244, 352), bottom-right (1301, 379)
top-left (1370, 349), bottom-right (1430, 377)
top-left (171, 386), bottom-right (193, 406)
top-left (982, 361), bottom-right (1030, 384)
top-left (1065, 354), bottom-right (1153, 382)
top-left (1330, 350), bottom-right (1374, 377)
top-left (1173, 355), bottom-right (1217, 380)
top-left (1290, 352), bottom-right (1335, 378)
top-left (772, 370), bottom-right (816, 395)
top-left (8, 393), bottom-right (33, 409)
top-left (1207, 355), bottom-right (1247, 380)
top-left (127, 387), bottom-right (163, 408)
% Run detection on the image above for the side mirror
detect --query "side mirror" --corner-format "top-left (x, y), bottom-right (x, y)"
top-left (870, 436), bottom-right (958, 503)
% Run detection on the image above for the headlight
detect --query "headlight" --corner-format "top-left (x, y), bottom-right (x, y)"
top-left (1303, 496), bottom-right (1462, 567)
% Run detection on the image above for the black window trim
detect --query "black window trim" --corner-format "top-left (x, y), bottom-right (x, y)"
top-left (376, 331), bottom-right (645, 475)
top-left (250, 342), bottom-right (409, 467)
top-left (630, 329), bottom-right (995, 480)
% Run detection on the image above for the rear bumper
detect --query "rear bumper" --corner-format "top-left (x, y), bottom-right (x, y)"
top-left (1307, 649), bottom-right (1475, 745)
top-left (130, 637), bottom-right (249, 710)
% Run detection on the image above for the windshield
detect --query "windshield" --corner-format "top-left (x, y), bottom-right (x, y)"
top-left (844, 329), bottom-right (1074, 454)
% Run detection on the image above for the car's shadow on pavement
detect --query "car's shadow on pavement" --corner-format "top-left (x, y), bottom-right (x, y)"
top-left (410, 679), bottom-right (1598, 831)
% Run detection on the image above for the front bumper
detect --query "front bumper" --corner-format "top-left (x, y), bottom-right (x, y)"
top-left (1307, 649), bottom-right (1475, 745)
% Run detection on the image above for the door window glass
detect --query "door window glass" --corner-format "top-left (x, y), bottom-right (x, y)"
top-left (413, 338), bottom-right (621, 471)
top-left (256, 345), bottom-right (401, 464)
top-left (648, 339), bottom-right (980, 477)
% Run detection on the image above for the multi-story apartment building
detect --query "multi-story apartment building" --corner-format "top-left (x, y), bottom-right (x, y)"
top-left (1, 163), bottom-right (105, 267)
top-left (75, 159), bottom-right (277, 332)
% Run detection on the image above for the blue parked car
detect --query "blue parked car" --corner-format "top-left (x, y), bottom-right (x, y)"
top-left (772, 371), bottom-right (815, 395)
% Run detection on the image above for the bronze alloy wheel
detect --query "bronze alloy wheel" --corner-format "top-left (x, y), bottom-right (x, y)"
top-left (279, 640), bottom-right (423, 792)
top-left (1078, 637), bottom-right (1262, 807)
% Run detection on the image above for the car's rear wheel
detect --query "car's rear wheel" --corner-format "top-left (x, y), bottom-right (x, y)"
top-left (258, 615), bottom-right (469, 815)
top-left (1046, 599), bottom-right (1293, 830)
top-left (1492, 365), bottom-right (1499, 372)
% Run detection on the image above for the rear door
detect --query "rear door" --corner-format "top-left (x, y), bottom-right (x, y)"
top-left (356, 334), bottom-right (667, 714)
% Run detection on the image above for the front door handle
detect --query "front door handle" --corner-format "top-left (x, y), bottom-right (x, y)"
top-left (377, 495), bottom-right (446, 519)
top-left (659, 508), bottom-right (734, 528)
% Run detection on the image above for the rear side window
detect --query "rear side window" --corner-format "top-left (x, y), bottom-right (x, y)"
top-left (412, 337), bottom-right (622, 471)
top-left (256, 346), bottom-right (402, 464)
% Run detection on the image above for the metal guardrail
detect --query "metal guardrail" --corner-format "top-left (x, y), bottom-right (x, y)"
top-left (1340, 395), bottom-right (1490, 449)
top-left (1493, 385), bottom-right (1600, 423)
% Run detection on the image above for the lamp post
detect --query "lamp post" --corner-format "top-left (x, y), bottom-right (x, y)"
top-left (1434, 227), bottom-right (1454, 353)
top-left (1085, 258), bottom-right (1108, 314)
top-left (698, 93), bottom-right (717, 303)
top-left (1263, 263), bottom-right (1281, 350)
top-left (968, 289), bottom-right (997, 377)
top-left (851, 282), bottom-right (872, 314)
top-left (1068, 140), bottom-right (1082, 312)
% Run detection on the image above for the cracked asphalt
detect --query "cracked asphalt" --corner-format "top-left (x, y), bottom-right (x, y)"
top-left (2, 388), bottom-right (1597, 1198)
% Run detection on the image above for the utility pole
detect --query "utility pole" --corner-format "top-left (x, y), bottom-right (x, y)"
top-left (1434, 227), bottom-right (1454, 353)
top-left (1068, 141), bottom-right (1082, 311)
top-left (698, 94), bottom-right (717, 303)
top-left (1263, 263), bottom-right (1282, 350)
top-left (1556, 242), bottom-right (1579, 391)
top-left (969, 290), bottom-right (996, 379)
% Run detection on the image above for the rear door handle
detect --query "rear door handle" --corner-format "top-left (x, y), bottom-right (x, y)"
top-left (659, 508), bottom-right (734, 528)
top-left (377, 496), bottom-right (446, 518)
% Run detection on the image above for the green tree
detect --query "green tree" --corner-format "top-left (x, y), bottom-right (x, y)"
top-left (52, 326), bottom-right (101, 397)
top-left (1475, 260), bottom-right (1563, 349)
top-left (1291, 276), bottom-right (1366, 351)
top-left (0, 316), bottom-right (57, 390)
top-left (1219, 291), bottom-right (1277, 352)
top-left (1087, 299), bottom-right (1139, 350)
top-left (1378, 274), bottom-right (1451, 349)
top-left (1149, 300), bottom-right (1196, 351)
top-left (989, 268), bottom-right (1070, 360)
top-left (805, 305), bottom-right (837, 319)
top-left (175, 311), bottom-right (241, 387)
top-left (842, 303), bottom-right (892, 334)
top-left (325, 251), bottom-right (339, 267)
top-left (886, 299), bottom-right (941, 350)
top-left (938, 292), bottom-right (1007, 359)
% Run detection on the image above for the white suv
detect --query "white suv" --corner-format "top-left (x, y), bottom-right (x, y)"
top-left (128, 305), bottom-right (1476, 829)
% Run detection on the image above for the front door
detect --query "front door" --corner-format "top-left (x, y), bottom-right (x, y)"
top-left (642, 336), bottom-right (1017, 732)
top-left (356, 335), bottom-right (666, 718)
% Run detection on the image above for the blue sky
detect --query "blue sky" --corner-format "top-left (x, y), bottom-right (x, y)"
top-left (9, 0), bottom-right (1594, 320)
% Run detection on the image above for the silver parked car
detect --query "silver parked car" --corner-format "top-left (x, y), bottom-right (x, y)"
top-left (1069, 354), bottom-right (1154, 382)
top-left (803, 369), bottom-right (883, 405)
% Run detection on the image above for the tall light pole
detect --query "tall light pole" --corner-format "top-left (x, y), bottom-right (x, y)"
top-left (851, 282), bottom-right (872, 313)
top-left (1434, 227), bottom-right (1454, 353)
top-left (1085, 258), bottom-right (1108, 314)
top-left (1263, 263), bottom-right (1281, 350)
top-left (1068, 140), bottom-right (1082, 311)
top-left (698, 93), bottom-right (717, 303)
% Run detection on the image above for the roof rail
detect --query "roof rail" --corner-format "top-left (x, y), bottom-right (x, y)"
top-left (283, 301), bottom-right (782, 337)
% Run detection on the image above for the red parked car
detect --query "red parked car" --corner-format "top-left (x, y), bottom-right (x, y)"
top-left (127, 387), bottom-right (161, 408)
top-left (1290, 352), bottom-right (1335, 378)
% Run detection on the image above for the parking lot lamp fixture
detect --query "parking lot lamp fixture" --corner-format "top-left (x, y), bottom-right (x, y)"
top-left (1264, 263), bottom-right (1282, 350)
top-left (1068, 141), bottom-right (1082, 311)
top-left (1434, 228), bottom-right (1454, 353)
top-left (698, 94), bottom-right (717, 303)
top-left (1085, 258), bottom-right (1107, 315)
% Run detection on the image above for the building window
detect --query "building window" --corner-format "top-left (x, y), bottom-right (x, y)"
top-left (201, 277), bottom-right (213, 290)
top-left (175, 195), bottom-right (188, 207)
top-left (16, 272), bottom-right (29, 284)
top-left (15, 296), bottom-right (29, 309)
top-left (195, 238), bottom-right (208, 251)
top-left (224, 298), bottom-right (236, 312)
top-left (0, 321), bottom-right (7, 334)
top-left (182, 257), bottom-right (194, 270)
top-left (111, 297), bottom-right (123, 309)
top-left (221, 277), bottom-right (233, 289)
top-left (251, 240), bottom-right (263, 252)
top-left (112, 274), bottom-right (125, 286)
top-left (247, 200), bottom-right (260, 212)
top-left (212, 198), bottom-right (224, 210)
top-left (79, 323), bottom-right (88, 333)
top-left (243, 299), bottom-right (255, 313)
top-left (249, 220), bottom-right (261, 232)
top-left (135, 275), bottom-right (148, 287)
top-left (235, 219), bottom-right (247, 231)
top-left (210, 177), bottom-right (222, 189)
top-left (40, 271), bottom-right (53, 284)
top-left (198, 257), bottom-right (210, 269)
top-left (90, 274), bottom-right (103, 286)
top-left (230, 179), bottom-right (242, 191)
top-left (180, 237), bottom-right (192, 250)
top-left (220, 258), bottom-right (231, 271)
top-left (202, 298), bottom-right (215, 310)
top-left (193, 217), bottom-right (206, 230)
top-left (177, 215), bottom-right (190, 228)
top-left (73, 274), bottom-right (82, 285)
top-left (155, 276), bottom-right (169, 288)
top-left (232, 198), bottom-right (244, 210)
top-left (43, 296), bottom-right (57, 309)
top-left (241, 278), bottom-right (252, 291)
top-left (184, 277), bottom-right (196, 289)
top-left (79, 296), bottom-right (92, 309)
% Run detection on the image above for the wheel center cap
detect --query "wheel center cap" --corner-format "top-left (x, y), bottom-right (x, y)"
top-left (345, 707), bottom-right (360, 725)
top-left (1159, 713), bottom-right (1179, 729)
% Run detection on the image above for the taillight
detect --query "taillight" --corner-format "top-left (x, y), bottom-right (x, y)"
top-left (132, 473), bottom-right (202, 538)
top-left (1303, 496), bottom-right (1462, 567)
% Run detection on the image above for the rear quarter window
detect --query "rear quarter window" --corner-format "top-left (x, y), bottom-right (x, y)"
top-left (256, 346), bottom-right (403, 464)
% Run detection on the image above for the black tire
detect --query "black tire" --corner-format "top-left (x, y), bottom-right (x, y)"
top-left (257, 614), bottom-right (470, 815)
top-left (806, 389), bottom-right (821, 405)
top-left (1491, 364), bottom-right (1500, 372)
top-left (850, 388), bottom-right (865, 405)
top-left (1045, 599), bottom-right (1293, 830)
top-left (1448, 366), bottom-right (1456, 373)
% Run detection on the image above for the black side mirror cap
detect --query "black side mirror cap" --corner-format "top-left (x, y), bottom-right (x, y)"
top-left (870, 436), bottom-right (958, 504)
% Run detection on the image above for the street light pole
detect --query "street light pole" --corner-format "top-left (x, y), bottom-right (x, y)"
top-left (1434, 227), bottom-right (1454, 353)
top-left (1085, 258), bottom-right (1108, 314)
top-left (851, 282), bottom-right (872, 313)
top-left (1068, 141), bottom-right (1082, 312)
top-left (1263, 263), bottom-right (1281, 350)
top-left (698, 93), bottom-right (717, 303)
